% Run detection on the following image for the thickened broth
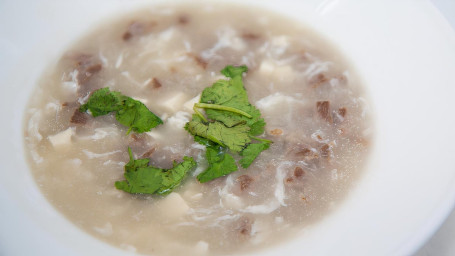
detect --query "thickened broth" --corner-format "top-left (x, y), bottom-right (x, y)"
top-left (24, 3), bottom-right (372, 255)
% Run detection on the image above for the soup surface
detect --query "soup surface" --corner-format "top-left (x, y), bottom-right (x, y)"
top-left (24, 3), bottom-right (372, 255)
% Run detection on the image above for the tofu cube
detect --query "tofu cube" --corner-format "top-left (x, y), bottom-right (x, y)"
top-left (48, 128), bottom-right (75, 149)
top-left (183, 94), bottom-right (201, 112)
top-left (157, 192), bottom-right (190, 219)
top-left (159, 92), bottom-right (188, 113)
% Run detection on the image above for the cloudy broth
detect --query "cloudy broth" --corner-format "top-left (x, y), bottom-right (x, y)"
top-left (24, 3), bottom-right (372, 255)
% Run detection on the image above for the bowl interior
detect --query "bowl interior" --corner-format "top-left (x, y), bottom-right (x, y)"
top-left (1, 0), bottom-right (455, 255)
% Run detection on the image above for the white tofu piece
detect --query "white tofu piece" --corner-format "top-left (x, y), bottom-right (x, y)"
top-left (270, 36), bottom-right (290, 56)
top-left (255, 93), bottom-right (302, 114)
top-left (157, 192), bottom-right (190, 219)
top-left (48, 128), bottom-right (74, 149)
top-left (159, 92), bottom-right (188, 113)
top-left (62, 69), bottom-right (79, 95)
top-left (194, 241), bottom-right (209, 255)
top-left (258, 59), bottom-right (296, 80)
top-left (62, 81), bottom-right (78, 95)
top-left (27, 109), bottom-right (43, 142)
top-left (275, 65), bottom-right (295, 79)
top-left (166, 111), bottom-right (191, 130)
top-left (158, 28), bottom-right (176, 41)
top-left (258, 60), bottom-right (275, 74)
top-left (183, 94), bottom-right (201, 112)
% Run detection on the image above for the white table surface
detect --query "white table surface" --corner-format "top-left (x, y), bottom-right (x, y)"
top-left (414, 1), bottom-right (455, 255)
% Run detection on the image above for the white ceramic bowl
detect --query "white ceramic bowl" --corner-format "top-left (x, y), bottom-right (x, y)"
top-left (1, 0), bottom-right (455, 255)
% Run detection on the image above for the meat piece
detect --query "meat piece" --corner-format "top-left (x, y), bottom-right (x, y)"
top-left (127, 133), bottom-right (152, 150)
top-left (147, 78), bottom-right (162, 89)
top-left (71, 53), bottom-right (103, 84)
top-left (294, 147), bottom-right (319, 161)
top-left (309, 73), bottom-right (328, 88)
top-left (320, 144), bottom-right (332, 158)
top-left (285, 166), bottom-right (306, 189)
top-left (294, 167), bottom-right (305, 178)
top-left (62, 101), bottom-right (78, 108)
top-left (61, 53), bottom-right (103, 97)
top-left (187, 53), bottom-right (208, 69)
top-left (316, 101), bottom-right (333, 123)
top-left (134, 133), bottom-right (151, 143)
top-left (337, 107), bottom-right (347, 118)
top-left (178, 15), bottom-right (190, 25)
top-left (141, 148), bottom-right (156, 158)
top-left (73, 55), bottom-right (101, 83)
top-left (235, 216), bottom-right (253, 236)
top-left (236, 175), bottom-right (254, 191)
top-left (333, 107), bottom-right (347, 123)
top-left (241, 32), bottom-right (261, 40)
top-left (270, 128), bottom-right (283, 136)
top-left (70, 109), bottom-right (89, 125)
top-left (122, 21), bottom-right (157, 41)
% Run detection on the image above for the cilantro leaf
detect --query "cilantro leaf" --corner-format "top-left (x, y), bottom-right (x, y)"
top-left (115, 148), bottom-right (197, 194)
top-left (220, 65), bottom-right (248, 78)
top-left (248, 119), bottom-right (267, 136)
top-left (185, 114), bottom-right (209, 139)
top-left (157, 156), bottom-right (197, 195)
top-left (79, 88), bottom-right (124, 116)
top-left (80, 87), bottom-right (163, 134)
top-left (185, 116), bottom-right (251, 152)
top-left (197, 146), bottom-right (238, 183)
top-left (115, 167), bottom-right (164, 194)
top-left (193, 135), bottom-right (215, 147)
top-left (207, 122), bottom-right (250, 152)
top-left (239, 142), bottom-right (270, 168)
top-left (200, 65), bottom-right (265, 134)
top-left (124, 147), bottom-right (150, 172)
top-left (185, 65), bottom-right (271, 183)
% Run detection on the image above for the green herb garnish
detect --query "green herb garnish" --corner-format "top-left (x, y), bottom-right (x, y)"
top-left (80, 87), bottom-right (163, 134)
top-left (115, 148), bottom-right (197, 194)
top-left (239, 141), bottom-right (270, 168)
top-left (185, 65), bottom-right (271, 182)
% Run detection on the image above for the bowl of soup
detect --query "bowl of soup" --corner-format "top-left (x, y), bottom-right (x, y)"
top-left (1, 0), bottom-right (455, 255)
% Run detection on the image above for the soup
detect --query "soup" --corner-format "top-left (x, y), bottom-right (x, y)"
top-left (24, 3), bottom-right (372, 255)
